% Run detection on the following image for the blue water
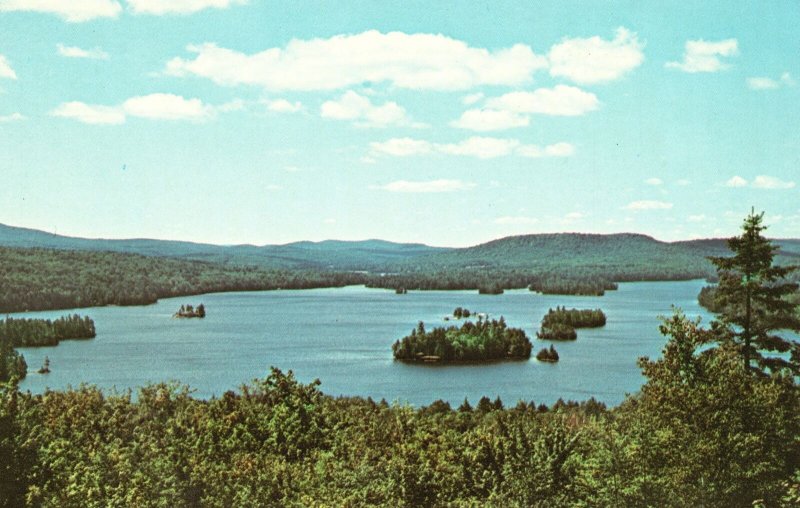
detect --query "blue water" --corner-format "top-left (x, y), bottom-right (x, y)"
top-left (15, 280), bottom-right (713, 406)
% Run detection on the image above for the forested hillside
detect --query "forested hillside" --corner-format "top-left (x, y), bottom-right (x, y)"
top-left (0, 247), bottom-right (364, 313)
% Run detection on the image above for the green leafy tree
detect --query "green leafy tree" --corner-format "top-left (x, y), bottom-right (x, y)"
top-left (709, 209), bottom-right (800, 375)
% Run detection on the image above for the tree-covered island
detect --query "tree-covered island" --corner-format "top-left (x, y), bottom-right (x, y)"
top-left (174, 304), bottom-right (206, 319)
top-left (537, 307), bottom-right (607, 340)
top-left (392, 317), bottom-right (532, 363)
top-left (536, 345), bottom-right (560, 362)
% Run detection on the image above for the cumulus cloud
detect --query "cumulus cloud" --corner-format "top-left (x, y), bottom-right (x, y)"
top-left (369, 138), bottom-right (433, 157)
top-left (687, 214), bottom-right (707, 223)
top-left (51, 93), bottom-right (220, 124)
top-left (57, 43), bottom-right (110, 60)
top-left (450, 108), bottom-right (529, 131)
top-left (321, 91), bottom-right (421, 128)
top-left (0, 112), bottom-right (25, 122)
top-left (752, 175), bottom-right (795, 189)
top-left (494, 216), bottom-right (539, 225)
top-left (51, 102), bottom-right (126, 125)
top-left (0, 55), bottom-right (17, 79)
top-left (725, 175), bottom-right (748, 187)
top-left (645, 177), bottom-right (663, 185)
top-left (437, 136), bottom-right (520, 159)
top-left (375, 179), bottom-right (476, 193)
top-left (623, 200), bottom-right (673, 210)
top-left (165, 31), bottom-right (548, 91)
top-left (122, 93), bottom-right (212, 120)
top-left (485, 85), bottom-right (599, 116)
top-left (548, 27), bottom-right (644, 84)
top-left (666, 39), bottom-right (738, 73)
top-left (517, 142), bottom-right (575, 158)
top-left (127, 0), bottom-right (246, 15)
top-left (747, 72), bottom-right (795, 90)
top-left (0, 0), bottom-right (122, 22)
top-left (262, 98), bottom-right (303, 113)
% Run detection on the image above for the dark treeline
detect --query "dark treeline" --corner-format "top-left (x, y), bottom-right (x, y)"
top-left (0, 247), bottom-right (367, 314)
top-left (0, 338), bottom-right (26, 382)
top-left (0, 314), bottom-right (96, 347)
top-left (392, 318), bottom-right (532, 362)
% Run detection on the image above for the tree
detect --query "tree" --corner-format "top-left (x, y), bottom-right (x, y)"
top-left (708, 209), bottom-right (800, 375)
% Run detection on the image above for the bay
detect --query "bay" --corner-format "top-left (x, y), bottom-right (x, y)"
top-left (16, 280), bottom-right (712, 407)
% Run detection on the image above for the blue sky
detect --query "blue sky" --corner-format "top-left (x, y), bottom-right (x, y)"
top-left (0, 1), bottom-right (798, 247)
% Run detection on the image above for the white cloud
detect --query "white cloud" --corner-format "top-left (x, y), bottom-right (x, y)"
top-left (51, 93), bottom-right (218, 124)
top-left (323, 218), bottom-right (336, 224)
top-left (517, 142), bottom-right (575, 158)
top-left (676, 179), bottom-right (691, 186)
top-left (437, 136), bottom-right (520, 159)
top-left (321, 90), bottom-right (418, 128)
top-left (623, 200), bottom-right (673, 211)
top-left (548, 27), bottom-right (644, 84)
top-left (450, 108), bottom-right (529, 131)
top-left (0, 112), bottom-right (25, 122)
top-left (57, 43), bottom-right (109, 60)
top-left (564, 212), bottom-right (585, 220)
top-left (494, 216), bottom-right (539, 225)
top-left (746, 77), bottom-right (779, 90)
top-left (263, 98), bottom-right (303, 113)
top-left (666, 38), bottom-right (738, 73)
top-left (0, 55), bottom-right (17, 79)
top-left (51, 102), bottom-right (126, 125)
top-left (462, 92), bottom-right (484, 105)
top-left (369, 138), bottom-right (433, 157)
top-left (645, 177), bottom-right (663, 185)
top-left (485, 85), bottom-right (599, 116)
top-left (127, 0), bottom-right (246, 15)
top-left (122, 93), bottom-right (211, 120)
top-left (370, 137), bottom-right (573, 159)
top-left (375, 179), bottom-right (476, 193)
top-left (747, 72), bottom-right (795, 90)
top-left (752, 175), bottom-right (795, 189)
top-left (265, 184), bottom-right (283, 191)
top-left (165, 31), bottom-right (548, 91)
top-left (687, 214), bottom-right (707, 223)
top-left (725, 175), bottom-right (748, 187)
top-left (0, 0), bottom-right (122, 22)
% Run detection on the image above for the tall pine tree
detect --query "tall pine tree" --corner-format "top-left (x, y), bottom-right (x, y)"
top-left (709, 209), bottom-right (800, 375)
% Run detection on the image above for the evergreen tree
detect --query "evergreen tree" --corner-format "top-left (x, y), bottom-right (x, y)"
top-left (708, 209), bottom-right (800, 375)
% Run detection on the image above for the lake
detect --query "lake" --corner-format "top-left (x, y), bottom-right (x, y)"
top-left (16, 280), bottom-right (713, 407)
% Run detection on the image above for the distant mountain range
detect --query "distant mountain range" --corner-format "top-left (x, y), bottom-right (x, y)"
top-left (1, 222), bottom-right (798, 275)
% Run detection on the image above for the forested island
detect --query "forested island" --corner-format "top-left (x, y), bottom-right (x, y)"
top-left (0, 314), bottom-right (96, 347)
top-left (537, 307), bottom-right (606, 340)
top-left (174, 304), bottom-right (206, 318)
top-left (392, 317), bottom-right (532, 363)
top-left (536, 345), bottom-right (560, 362)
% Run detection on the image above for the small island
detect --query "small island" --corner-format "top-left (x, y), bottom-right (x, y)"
top-left (536, 345), bottom-right (559, 363)
top-left (174, 303), bottom-right (206, 319)
top-left (37, 356), bottom-right (51, 374)
top-left (392, 316), bottom-right (532, 363)
top-left (395, 287), bottom-right (408, 294)
top-left (452, 307), bottom-right (472, 319)
top-left (537, 307), bottom-right (606, 340)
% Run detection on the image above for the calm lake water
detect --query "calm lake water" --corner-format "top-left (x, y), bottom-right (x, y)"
top-left (16, 280), bottom-right (713, 407)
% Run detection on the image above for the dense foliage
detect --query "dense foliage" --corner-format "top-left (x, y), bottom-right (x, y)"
top-left (452, 307), bottom-right (472, 319)
top-left (0, 337), bottom-right (26, 382)
top-left (392, 318), bottom-right (532, 362)
top-left (0, 247), bottom-right (366, 314)
top-left (1, 312), bottom-right (797, 506)
top-left (0, 314), bottom-right (96, 347)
